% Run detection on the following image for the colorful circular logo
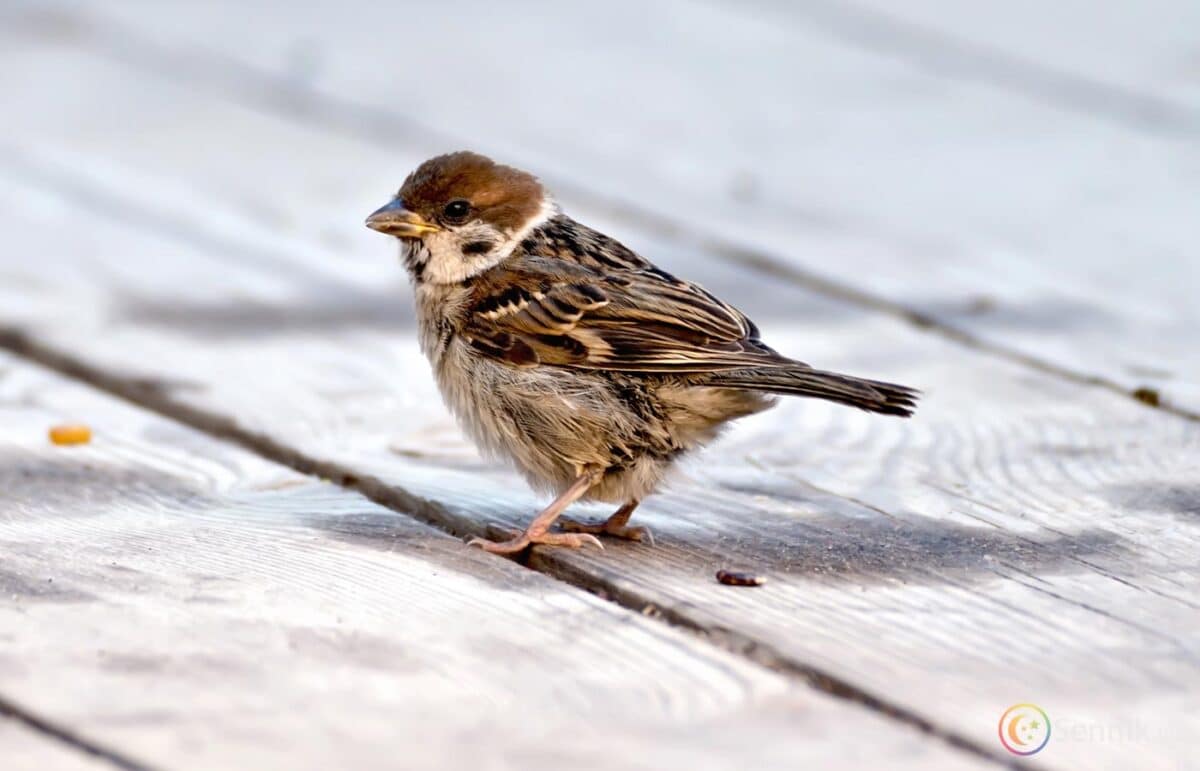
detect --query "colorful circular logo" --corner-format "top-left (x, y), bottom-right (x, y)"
top-left (998, 703), bottom-right (1051, 755)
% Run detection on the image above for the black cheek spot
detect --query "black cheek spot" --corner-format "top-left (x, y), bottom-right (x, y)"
top-left (406, 254), bottom-right (426, 282)
top-left (463, 240), bottom-right (495, 256)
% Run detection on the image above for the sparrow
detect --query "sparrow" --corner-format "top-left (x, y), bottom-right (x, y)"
top-left (366, 152), bottom-right (917, 554)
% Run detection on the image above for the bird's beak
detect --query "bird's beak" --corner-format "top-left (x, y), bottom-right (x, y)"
top-left (365, 200), bottom-right (441, 237)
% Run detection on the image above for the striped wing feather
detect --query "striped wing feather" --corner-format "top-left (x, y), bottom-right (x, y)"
top-left (464, 258), bottom-right (789, 373)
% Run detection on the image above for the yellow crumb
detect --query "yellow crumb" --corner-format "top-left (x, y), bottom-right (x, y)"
top-left (49, 424), bottom-right (92, 446)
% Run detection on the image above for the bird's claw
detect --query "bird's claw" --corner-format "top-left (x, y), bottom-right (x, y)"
top-left (467, 529), bottom-right (604, 554)
top-left (559, 517), bottom-right (655, 545)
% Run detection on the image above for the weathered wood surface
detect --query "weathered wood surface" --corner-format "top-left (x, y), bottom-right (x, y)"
top-left (26, 0), bottom-right (1199, 414)
top-left (1, 42), bottom-right (1199, 770)
top-left (1, 353), bottom-right (983, 771)
top-left (0, 718), bottom-right (111, 771)
top-left (3, 4), bottom-right (1200, 770)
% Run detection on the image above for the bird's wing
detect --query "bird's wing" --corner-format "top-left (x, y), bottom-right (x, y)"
top-left (463, 258), bottom-right (797, 373)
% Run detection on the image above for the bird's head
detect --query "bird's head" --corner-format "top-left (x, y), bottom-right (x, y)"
top-left (365, 151), bottom-right (554, 284)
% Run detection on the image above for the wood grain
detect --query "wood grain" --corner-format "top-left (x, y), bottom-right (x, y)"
top-left (2, 14), bottom-right (1199, 770)
top-left (21, 0), bottom-right (1199, 413)
top-left (1, 354), bottom-right (987, 771)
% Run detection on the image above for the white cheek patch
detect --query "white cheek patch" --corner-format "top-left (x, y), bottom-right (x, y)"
top-left (417, 196), bottom-right (559, 285)
top-left (421, 226), bottom-right (507, 285)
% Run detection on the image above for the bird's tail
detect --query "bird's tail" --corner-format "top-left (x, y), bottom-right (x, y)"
top-left (707, 366), bottom-right (918, 417)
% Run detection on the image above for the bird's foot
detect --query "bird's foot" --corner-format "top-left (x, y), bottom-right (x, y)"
top-left (559, 516), bottom-right (654, 545)
top-left (467, 526), bottom-right (603, 555)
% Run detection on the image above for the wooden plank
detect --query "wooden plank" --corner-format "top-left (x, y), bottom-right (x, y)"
top-left (1, 116), bottom-right (1198, 771)
top-left (2, 31), bottom-right (1199, 770)
top-left (22, 0), bottom-right (1200, 413)
top-left (0, 355), bottom-right (985, 770)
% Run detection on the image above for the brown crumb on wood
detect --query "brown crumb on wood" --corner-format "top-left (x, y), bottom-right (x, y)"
top-left (716, 569), bottom-right (765, 587)
top-left (1132, 386), bottom-right (1161, 407)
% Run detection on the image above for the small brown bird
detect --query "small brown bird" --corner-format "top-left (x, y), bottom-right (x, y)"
top-left (366, 152), bottom-right (917, 554)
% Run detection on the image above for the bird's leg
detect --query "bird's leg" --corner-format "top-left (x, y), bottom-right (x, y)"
top-left (560, 499), bottom-right (653, 544)
top-left (468, 470), bottom-right (604, 555)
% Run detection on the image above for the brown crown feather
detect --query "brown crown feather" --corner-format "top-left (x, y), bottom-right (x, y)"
top-left (398, 151), bottom-right (545, 232)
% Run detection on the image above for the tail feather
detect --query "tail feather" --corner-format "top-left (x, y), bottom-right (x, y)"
top-left (708, 366), bottom-right (919, 417)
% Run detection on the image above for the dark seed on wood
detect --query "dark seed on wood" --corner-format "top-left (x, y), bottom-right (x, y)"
top-left (716, 569), bottom-right (765, 587)
top-left (1132, 386), bottom-right (1161, 407)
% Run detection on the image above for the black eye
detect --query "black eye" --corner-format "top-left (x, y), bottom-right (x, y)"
top-left (442, 199), bottom-right (471, 223)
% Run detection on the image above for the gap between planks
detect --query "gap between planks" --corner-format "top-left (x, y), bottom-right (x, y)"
top-left (0, 328), bottom-right (1027, 771)
top-left (2, 4), bottom-right (1195, 425)
top-left (0, 694), bottom-right (159, 771)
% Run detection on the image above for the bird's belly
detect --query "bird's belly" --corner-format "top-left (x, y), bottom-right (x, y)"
top-left (427, 336), bottom-right (778, 502)
top-left (429, 342), bottom-right (679, 499)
